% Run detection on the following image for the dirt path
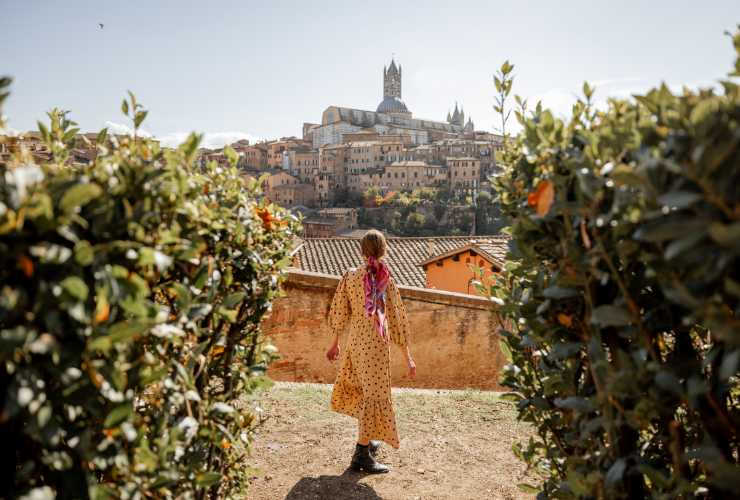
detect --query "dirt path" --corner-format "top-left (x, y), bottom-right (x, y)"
top-left (242, 382), bottom-right (536, 499)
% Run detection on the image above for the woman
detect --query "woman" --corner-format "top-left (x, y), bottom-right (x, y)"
top-left (325, 229), bottom-right (416, 474)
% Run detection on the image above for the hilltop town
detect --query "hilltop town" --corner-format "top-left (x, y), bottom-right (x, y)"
top-left (1, 59), bottom-right (503, 240)
top-left (198, 59), bottom-right (504, 237)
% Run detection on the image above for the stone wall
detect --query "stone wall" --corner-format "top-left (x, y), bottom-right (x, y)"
top-left (262, 269), bottom-right (507, 390)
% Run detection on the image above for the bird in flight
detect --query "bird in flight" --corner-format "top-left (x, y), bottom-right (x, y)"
top-left (98, 23), bottom-right (104, 29)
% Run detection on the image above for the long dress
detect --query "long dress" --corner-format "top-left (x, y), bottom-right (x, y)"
top-left (327, 267), bottom-right (410, 448)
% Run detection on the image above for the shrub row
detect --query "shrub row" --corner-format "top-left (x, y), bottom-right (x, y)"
top-left (489, 32), bottom-right (740, 498)
top-left (0, 88), bottom-right (297, 498)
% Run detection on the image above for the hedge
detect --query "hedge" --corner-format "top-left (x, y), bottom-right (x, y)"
top-left (0, 87), bottom-right (297, 498)
top-left (486, 31), bottom-right (740, 498)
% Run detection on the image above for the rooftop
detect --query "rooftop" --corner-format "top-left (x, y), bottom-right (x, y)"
top-left (389, 160), bottom-right (433, 168)
top-left (293, 235), bottom-right (509, 288)
top-left (420, 241), bottom-right (508, 269)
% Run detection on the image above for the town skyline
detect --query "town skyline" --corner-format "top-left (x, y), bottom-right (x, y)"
top-left (2, 1), bottom-right (739, 148)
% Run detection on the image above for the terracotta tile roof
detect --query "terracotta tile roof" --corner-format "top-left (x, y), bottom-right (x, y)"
top-left (293, 235), bottom-right (509, 288)
top-left (420, 239), bottom-right (508, 269)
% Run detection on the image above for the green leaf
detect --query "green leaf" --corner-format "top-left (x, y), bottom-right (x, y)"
top-left (664, 232), bottom-right (705, 260)
top-left (61, 276), bottom-right (88, 301)
top-left (89, 320), bottom-right (149, 351)
top-left (499, 339), bottom-right (513, 362)
top-left (719, 350), bottom-right (739, 380)
top-left (223, 291), bottom-right (246, 309)
top-left (96, 127), bottom-right (108, 145)
top-left (90, 484), bottom-right (118, 500)
top-left (605, 459), bottom-right (627, 489)
top-left (656, 190), bottom-right (702, 209)
top-left (134, 110), bottom-right (148, 128)
top-left (633, 217), bottom-right (709, 243)
top-left (609, 163), bottom-right (646, 187)
top-left (74, 240), bottom-right (94, 266)
top-left (63, 127), bottom-right (80, 144)
top-left (60, 183), bottom-right (103, 212)
top-left (134, 442), bottom-right (159, 473)
top-left (655, 370), bottom-right (683, 396)
top-left (554, 396), bottom-right (595, 413)
top-left (104, 403), bottom-right (133, 428)
top-left (193, 264), bottom-right (209, 289)
top-left (38, 121), bottom-right (50, 142)
top-left (195, 471), bottom-right (222, 487)
top-left (724, 277), bottom-right (740, 298)
top-left (590, 305), bottom-right (632, 327)
top-left (708, 222), bottom-right (740, 249)
top-left (499, 392), bottom-right (523, 402)
top-left (543, 286), bottom-right (579, 299)
top-left (582, 81), bottom-right (594, 99)
top-left (550, 342), bottom-right (582, 360)
top-left (223, 146), bottom-right (238, 166)
top-left (517, 483), bottom-right (539, 493)
top-left (216, 306), bottom-right (238, 323)
top-left (121, 99), bottom-right (129, 116)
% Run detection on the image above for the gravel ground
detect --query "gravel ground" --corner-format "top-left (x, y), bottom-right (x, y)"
top-left (240, 382), bottom-right (537, 500)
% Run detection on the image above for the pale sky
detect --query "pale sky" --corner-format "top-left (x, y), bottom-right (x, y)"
top-left (2, 1), bottom-right (738, 147)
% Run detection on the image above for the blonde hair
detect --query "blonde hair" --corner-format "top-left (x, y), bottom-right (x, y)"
top-left (360, 229), bottom-right (387, 260)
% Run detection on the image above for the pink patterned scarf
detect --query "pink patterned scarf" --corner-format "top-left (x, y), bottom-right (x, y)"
top-left (363, 256), bottom-right (390, 342)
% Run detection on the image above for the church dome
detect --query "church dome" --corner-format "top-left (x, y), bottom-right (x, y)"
top-left (376, 96), bottom-right (409, 114)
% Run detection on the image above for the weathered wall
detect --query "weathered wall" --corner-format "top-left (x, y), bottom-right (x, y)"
top-left (262, 269), bottom-right (506, 390)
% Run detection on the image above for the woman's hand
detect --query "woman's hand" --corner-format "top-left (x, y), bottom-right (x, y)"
top-left (326, 342), bottom-right (340, 362)
top-left (407, 357), bottom-right (416, 379)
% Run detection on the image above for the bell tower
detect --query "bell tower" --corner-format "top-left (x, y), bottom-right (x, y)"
top-left (383, 58), bottom-right (402, 99)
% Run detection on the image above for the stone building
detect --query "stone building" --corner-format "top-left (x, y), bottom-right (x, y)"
top-left (269, 183), bottom-right (315, 208)
top-left (290, 149), bottom-right (320, 181)
top-left (239, 144), bottom-right (267, 169)
top-left (301, 207), bottom-right (358, 237)
top-left (311, 59), bottom-right (467, 148)
top-left (382, 161), bottom-right (446, 191)
top-left (447, 157), bottom-right (481, 192)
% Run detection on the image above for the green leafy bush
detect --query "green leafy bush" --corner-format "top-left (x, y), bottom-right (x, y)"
top-left (0, 88), bottom-right (297, 498)
top-left (489, 32), bottom-right (740, 498)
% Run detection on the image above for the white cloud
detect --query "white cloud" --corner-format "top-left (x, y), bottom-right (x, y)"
top-left (101, 123), bottom-right (262, 149)
top-left (156, 131), bottom-right (263, 149)
top-left (104, 120), bottom-right (153, 138)
top-left (0, 125), bottom-right (21, 136)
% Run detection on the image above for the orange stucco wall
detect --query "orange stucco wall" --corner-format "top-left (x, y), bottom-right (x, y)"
top-left (262, 269), bottom-right (507, 390)
top-left (424, 250), bottom-right (498, 295)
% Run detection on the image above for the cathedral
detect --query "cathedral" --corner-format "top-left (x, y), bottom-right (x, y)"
top-left (310, 59), bottom-right (474, 148)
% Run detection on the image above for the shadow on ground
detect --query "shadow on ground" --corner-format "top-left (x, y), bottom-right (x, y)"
top-left (285, 469), bottom-right (381, 499)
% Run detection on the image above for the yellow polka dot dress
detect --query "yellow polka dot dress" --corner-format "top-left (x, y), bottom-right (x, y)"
top-left (328, 267), bottom-right (410, 448)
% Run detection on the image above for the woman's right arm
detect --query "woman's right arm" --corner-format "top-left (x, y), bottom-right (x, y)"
top-left (326, 272), bottom-right (350, 361)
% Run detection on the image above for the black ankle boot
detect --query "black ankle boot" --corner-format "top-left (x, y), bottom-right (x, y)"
top-left (369, 440), bottom-right (381, 456)
top-left (350, 443), bottom-right (389, 474)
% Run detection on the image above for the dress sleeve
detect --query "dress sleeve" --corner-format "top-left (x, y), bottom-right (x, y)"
top-left (328, 272), bottom-right (351, 338)
top-left (386, 278), bottom-right (410, 347)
